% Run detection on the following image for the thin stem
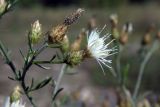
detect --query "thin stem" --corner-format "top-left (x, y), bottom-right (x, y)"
top-left (53, 64), bottom-right (66, 97)
top-left (0, 41), bottom-right (17, 77)
top-left (116, 51), bottom-right (121, 84)
top-left (21, 80), bottom-right (37, 107)
top-left (133, 41), bottom-right (159, 101)
top-left (53, 64), bottom-right (66, 95)
top-left (25, 92), bottom-right (37, 107)
top-left (20, 43), bottom-right (48, 107)
top-left (122, 86), bottom-right (136, 107)
top-left (116, 45), bottom-right (123, 85)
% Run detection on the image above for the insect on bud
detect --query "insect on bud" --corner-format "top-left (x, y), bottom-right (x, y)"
top-left (30, 20), bottom-right (42, 44)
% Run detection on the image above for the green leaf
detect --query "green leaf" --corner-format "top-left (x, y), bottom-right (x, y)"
top-left (50, 55), bottom-right (56, 62)
top-left (8, 76), bottom-right (16, 81)
top-left (122, 64), bottom-right (130, 86)
top-left (31, 77), bottom-right (52, 91)
top-left (19, 49), bottom-right (25, 61)
top-left (30, 78), bottom-right (34, 89)
top-left (35, 63), bottom-right (50, 70)
top-left (52, 88), bottom-right (63, 101)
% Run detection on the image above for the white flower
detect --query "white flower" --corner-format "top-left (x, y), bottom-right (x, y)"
top-left (87, 26), bottom-right (118, 74)
top-left (3, 97), bottom-right (25, 107)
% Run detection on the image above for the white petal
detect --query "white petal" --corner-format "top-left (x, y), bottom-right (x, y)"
top-left (87, 26), bottom-right (118, 74)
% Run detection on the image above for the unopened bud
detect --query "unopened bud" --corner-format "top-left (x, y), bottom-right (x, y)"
top-left (112, 28), bottom-right (119, 39)
top-left (63, 8), bottom-right (84, 26)
top-left (119, 35), bottom-right (128, 45)
top-left (66, 51), bottom-right (83, 66)
top-left (30, 20), bottom-right (42, 44)
top-left (10, 86), bottom-right (21, 103)
top-left (60, 35), bottom-right (70, 52)
top-left (71, 29), bottom-right (86, 51)
top-left (0, 0), bottom-right (7, 14)
top-left (48, 24), bottom-right (68, 44)
top-left (141, 33), bottom-right (152, 45)
top-left (110, 14), bottom-right (118, 27)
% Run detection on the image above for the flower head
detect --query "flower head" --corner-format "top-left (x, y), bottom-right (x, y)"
top-left (3, 97), bottom-right (25, 107)
top-left (0, 0), bottom-right (7, 14)
top-left (30, 20), bottom-right (42, 44)
top-left (110, 14), bottom-right (118, 26)
top-left (66, 51), bottom-right (83, 67)
top-left (10, 86), bottom-right (21, 103)
top-left (85, 26), bottom-right (118, 74)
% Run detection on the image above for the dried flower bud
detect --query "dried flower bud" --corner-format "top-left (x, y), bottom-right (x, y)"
top-left (30, 20), bottom-right (42, 44)
top-left (48, 24), bottom-right (68, 44)
top-left (141, 33), bottom-right (152, 45)
top-left (88, 15), bottom-right (97, 31)
top-left (0, 0), bottom-right (7, 14)
top-left (63, 8), bottom-right (84, 26)
top-left (71, 28), bottom-right (86, 51)
top-left (110, 14), bottom-right (118, 27)
top-left (156, 31), bottom-right (160, 40)
top-left (119, 35), bottom-right (128, 45)
top-left (10, 86), bottom-right (21, 103)
top-left (110, 14), bottom-right (119, 39)
top-left (66, 51), bottom-right (83, 66)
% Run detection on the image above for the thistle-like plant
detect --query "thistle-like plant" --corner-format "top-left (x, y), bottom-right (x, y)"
top-left (0, 6), bottom-right (118, 107)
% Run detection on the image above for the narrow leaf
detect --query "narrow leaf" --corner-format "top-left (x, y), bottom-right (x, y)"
top-left (35, 63), bottom-right (50, 70)
top-left (31, 77), bottom-right (52, 91)
top-left (52, 88), bottom-right (63, 101)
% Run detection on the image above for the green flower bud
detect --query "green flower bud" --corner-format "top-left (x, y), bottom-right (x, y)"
top-left (30, 20), bottom-right (42, 44)
top-left (112, 28), bottom-right (119, 39)
top-left (10, 86), bottom-right (21, 103)
top-left (66, 51), bottom-right (83, 67)
top-left (110, 14), bottom-right (118, 26)
top-left (0, 0), bottom-right (7, 14)
top-left (60, 35), bottom-right (69, 52)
